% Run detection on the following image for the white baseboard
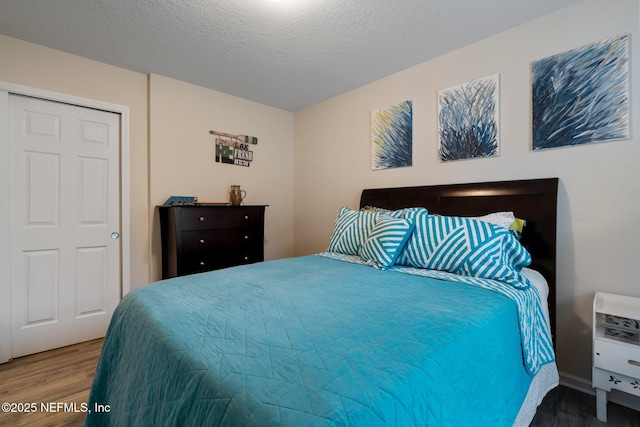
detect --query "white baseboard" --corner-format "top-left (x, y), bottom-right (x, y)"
top-left (559, 371), bottom-right (640, 413)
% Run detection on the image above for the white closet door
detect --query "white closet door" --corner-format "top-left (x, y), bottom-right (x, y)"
top-left (9, 94), bottom-right (121, 358)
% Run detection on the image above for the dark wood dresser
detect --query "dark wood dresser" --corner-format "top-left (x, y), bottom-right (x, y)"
top-left (159, 204), bottom-right (266, 279)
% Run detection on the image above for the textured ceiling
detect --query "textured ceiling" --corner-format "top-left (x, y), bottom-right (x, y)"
top-left (0, 0), bottom-right (580, 112)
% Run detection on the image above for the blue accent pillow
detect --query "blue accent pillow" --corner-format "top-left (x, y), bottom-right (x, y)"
top-left (397, 214), bottom-right (531, 288)
top-left (394, 208), bottom-right (429, 265)
top-left (327, 207), bottom-right (381, 255)
top-left (358, 216), bottom-right (415, 269)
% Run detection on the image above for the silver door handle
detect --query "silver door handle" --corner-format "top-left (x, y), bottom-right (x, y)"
top-left (111, 232), bottom-right (120, 239)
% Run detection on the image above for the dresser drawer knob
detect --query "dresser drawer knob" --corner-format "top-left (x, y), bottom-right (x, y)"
top-left (244, 215), bottom-right (249, 220)
top-left (200, 239), bottom-right (205, 244)
top-left (199, 261), bottom-right (205, 266)
top-left (244, 256), bottom-right (249, 260)
top-left (629, 359), bottom-right (640, 367)
top-left (244, 235), bottom-right (249, 240)
top-left (199, 216), bottom-right (205, 221)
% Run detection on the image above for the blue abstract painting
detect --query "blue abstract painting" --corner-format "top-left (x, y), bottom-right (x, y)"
top-left (532, 34), bottom-right (629, 150)
top-left (438, 74), bottom-right (499, 162)
top-left (371, 100), bottom-right (413, 170)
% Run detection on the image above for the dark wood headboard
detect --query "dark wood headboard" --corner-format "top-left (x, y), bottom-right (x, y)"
top-left (360, 178), bottom-right (559, 343)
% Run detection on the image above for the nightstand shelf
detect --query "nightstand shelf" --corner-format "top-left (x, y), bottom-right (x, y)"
top-left (593, 292), bottom-right (640, 422)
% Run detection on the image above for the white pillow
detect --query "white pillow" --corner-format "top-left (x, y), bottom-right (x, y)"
top-left (471, 212), bottom-right (515, 229)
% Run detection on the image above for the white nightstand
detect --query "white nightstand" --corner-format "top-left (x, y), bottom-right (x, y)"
top-left (593, 292), bottom-right (640, 422)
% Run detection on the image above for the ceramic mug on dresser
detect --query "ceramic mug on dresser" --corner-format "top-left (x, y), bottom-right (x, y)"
top-left (229, 185), bottom-right (246, 206)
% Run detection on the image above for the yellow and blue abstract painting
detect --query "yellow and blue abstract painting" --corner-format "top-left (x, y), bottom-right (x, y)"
top-left (532, 34), bottom-right (629, 150)
top-left (371, 100), bottom-right (413, 170)
top-left (438, 74), bottom-right (500, 162)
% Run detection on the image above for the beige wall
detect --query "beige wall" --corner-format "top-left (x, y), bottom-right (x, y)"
top-left (0, 37), bottom-right (296, 288)
top-left (294, 0), bottom-right (640, 389)
top-left (148, 74), bottom-right (295, 282)
top-left (0, 34), bottom-right (150, 289)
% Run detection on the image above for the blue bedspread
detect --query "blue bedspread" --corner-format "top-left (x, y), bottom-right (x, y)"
top-left (86, 256), bottom-right (537, 426)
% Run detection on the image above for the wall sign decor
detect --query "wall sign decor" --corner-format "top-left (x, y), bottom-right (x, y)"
top-left (371, 100), bottom-right (413, 170)
top-left (210, 130), bottom-right (258, 167)
top-left (532, 33), bottom-right (629, 150)
top-left (438, 74), bottom-right (500, 162)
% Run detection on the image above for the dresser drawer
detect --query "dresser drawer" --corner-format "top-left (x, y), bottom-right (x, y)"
top-left (180, 207), bottom-right (262, 231)
top-left (180, 247), bottom-right (263, 275)
top-left (594, 339), bottom-right (640, 379)
top-left (181, 229), bottom-right (261, 253)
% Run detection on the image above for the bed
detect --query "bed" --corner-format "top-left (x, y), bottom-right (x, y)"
top-left (86, 178), bottom-right (559, 426)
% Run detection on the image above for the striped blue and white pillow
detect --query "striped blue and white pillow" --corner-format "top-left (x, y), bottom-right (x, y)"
top-left (394, 208), bottom-right (430, 266)
top-left (327, 207), bottom-right (381, 255)
top-left (397, 214), bottom-right (531, 288)
top-left (358, 216), bottom-right (415, 269)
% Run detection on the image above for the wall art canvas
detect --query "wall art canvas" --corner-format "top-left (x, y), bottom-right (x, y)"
top-left (210, 130), bottom-right (257, 167)
top-left (438, 74), bottom-right (500, 162)
top-left (532, 33), bottom-right (629, 150)
top-left (371, 100), bottom-right (413, 170)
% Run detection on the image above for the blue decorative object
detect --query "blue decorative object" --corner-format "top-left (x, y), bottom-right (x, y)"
top-left (438, 74), bottom-right (500, 162)
top-left (163, 195), bottom-right (198, 206)
top-left (532, 34), bottom-right (629, 150)
top-left (371, 100), bottom-right (413, 170)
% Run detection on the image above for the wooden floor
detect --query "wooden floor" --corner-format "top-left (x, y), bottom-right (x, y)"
top-left (531, 385), bottom-right (640, 427)
top-left (0, 339), bottom-right (102, 427)
top-left (1, 338), bottom-right (639, 426)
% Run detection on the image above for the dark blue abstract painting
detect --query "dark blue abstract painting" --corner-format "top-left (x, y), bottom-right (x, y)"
top-left (371, 100), bottom-right (413, 170)
top-left (532, 34), bottom-right (629, 150)
top-left (438, 74), bottom-right (499, 162)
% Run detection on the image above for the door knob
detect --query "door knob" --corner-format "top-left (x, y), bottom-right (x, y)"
top-left (111, 232), bottom-right (120, 239)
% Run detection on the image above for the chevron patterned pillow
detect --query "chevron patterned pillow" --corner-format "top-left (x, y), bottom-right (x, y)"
top-left (397, 214), bottom-right (532, 288)
top-left (327, 207), bottom-right (382, 255)
top-left (358, 216), bottom-right (415, 269)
